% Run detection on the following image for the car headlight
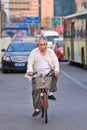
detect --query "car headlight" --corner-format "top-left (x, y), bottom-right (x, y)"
top-left (3, 55), bottom-right (10, 61)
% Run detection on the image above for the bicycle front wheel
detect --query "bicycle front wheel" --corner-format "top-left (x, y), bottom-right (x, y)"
top-left (44, 92), bottom-right (48, 123)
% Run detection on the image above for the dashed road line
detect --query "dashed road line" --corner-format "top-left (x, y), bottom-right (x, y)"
top-left (61, 69), bottom-right (87, 90)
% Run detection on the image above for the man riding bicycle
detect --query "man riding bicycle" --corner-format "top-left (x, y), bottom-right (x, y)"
top-left (26, 37), bottom-right (59, 117)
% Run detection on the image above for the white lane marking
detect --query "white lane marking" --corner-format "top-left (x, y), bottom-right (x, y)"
top-left (61, 69), bottom-right (87, 90)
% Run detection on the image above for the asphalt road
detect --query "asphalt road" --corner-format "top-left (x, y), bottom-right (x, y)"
top-left (0, 62), bottom-right (87, 130)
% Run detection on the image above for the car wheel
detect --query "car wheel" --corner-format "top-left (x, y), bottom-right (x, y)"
top-left (2, 68), bottom-right (7, 73)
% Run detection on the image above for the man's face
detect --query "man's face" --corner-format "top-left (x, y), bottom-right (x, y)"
top-left (38, 39), bottom-right (47, 52)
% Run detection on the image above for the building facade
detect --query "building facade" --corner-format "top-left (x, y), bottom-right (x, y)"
top-left (8, 0), bottom-right (54, 23)
top-left (76, 0), bottom-right (87, 11)
top-left (0, 3), bottom-right (7, 37)
top-left (54, 0), bottom-right (87, 17)
top-left (9, 0), bottom-right (37, 18)
top-left (4, 0), bottom-right (53, 35)
top-left (54, 0), bottom-right (76, 16)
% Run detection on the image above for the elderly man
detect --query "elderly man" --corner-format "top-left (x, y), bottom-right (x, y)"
top-left (26, 37), bottom-right (59, 117)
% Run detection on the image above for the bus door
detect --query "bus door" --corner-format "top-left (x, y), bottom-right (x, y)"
top-left (71, 22), bottom-right (75, 61)
top-left (85, 19), bottom-right (87, 65)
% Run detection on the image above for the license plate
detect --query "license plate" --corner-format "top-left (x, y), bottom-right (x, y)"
top-left (15, 63), bottom-right (25, 67)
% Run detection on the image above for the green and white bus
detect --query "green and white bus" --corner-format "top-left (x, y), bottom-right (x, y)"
top-left (64, 10), bottom-right (87, 69)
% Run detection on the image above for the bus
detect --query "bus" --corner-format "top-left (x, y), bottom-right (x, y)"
top-left (64, 10), bottom-right (87, 69)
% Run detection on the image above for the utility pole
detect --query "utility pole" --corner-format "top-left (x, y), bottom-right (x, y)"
top-left (39, 0), bottom-right (41, 28)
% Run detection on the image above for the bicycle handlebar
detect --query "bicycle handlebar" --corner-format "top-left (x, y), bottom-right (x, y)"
top-left (33, 69), bottom-right (54, 77)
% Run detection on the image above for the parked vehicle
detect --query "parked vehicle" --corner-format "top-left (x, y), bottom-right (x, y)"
top-left (53, 37), bottom-right (64, 61)
top-left (42, 30), bottom-right (59, 49)
top-left (1, 42), bottom-right (37, 73)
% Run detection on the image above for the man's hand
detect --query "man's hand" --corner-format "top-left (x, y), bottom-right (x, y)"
top-left (27, 72), bottom-right (34, 76)
top-left (54, 71), bottom-right (59, 78)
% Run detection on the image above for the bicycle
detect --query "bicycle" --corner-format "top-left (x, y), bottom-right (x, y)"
top-left (34, 70), bottom-right (54, 123)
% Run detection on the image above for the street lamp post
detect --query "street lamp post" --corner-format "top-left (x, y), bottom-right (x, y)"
top-left (39, 0), bottom-right (41, 28)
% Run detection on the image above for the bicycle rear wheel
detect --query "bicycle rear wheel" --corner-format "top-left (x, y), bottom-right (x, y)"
top-left (44, 92), bottom-right (48, 123)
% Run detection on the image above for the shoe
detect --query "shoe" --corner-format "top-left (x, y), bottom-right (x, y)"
top-left (32, 110), bottom-right (40, 117)
top-left (48, 95), bottom-right (56, 100)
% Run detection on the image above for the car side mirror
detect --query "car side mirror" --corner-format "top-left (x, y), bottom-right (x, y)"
top-left (1, 49), bottom-right (5, 52)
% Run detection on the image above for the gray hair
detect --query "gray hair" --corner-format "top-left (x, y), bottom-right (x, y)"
top-left (38, 36), bottom-right (47, 45)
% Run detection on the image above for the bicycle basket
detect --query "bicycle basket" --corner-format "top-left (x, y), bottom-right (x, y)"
top-left (35, 76), bottom-right (52, 89)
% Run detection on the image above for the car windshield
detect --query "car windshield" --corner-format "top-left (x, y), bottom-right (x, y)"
top-left (45, 36), bottom-right (59, 42)
top-left (7, 43), bottom-right (36, 52)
